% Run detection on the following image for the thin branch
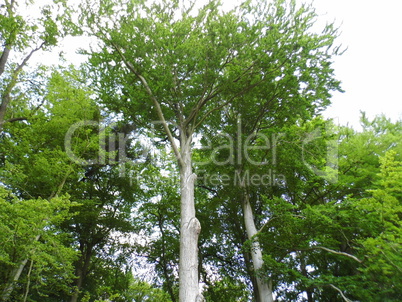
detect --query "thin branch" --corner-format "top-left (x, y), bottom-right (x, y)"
top-left (4, 117), bottom-right (28, 123)
top-left (186, 87), bottom-right (220, 130)
top-left (0, 43), bottom-right (45, 131)
top-left (110, 41), bottom-right (184, 167)
top-left (329, 284), bottom-right (355, 302)
top-left (15, 42), bottom-right (46, 74)
top-left (197, 185), bottom-right (219, 196)
top-left (257, 214), bottom-right (307, 234)
top-left (380, 250), bottom-right (402, 273)
top-left (185, 52), bottom-right (245, 129)
top-left (194, 97), bottom-right (230, 129)
top-left (313, 246), bottom-right (363, 263)
top-left (0, 0), bottom-right (15, 77)
top-left (49, 164), bottom-right (74, 200)
top-left (194, 77), bottom-right (263, 130)
top-left (23, 260), bottom-right (34, 302)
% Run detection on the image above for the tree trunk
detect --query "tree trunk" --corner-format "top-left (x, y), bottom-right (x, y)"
top-left (70, 245), bottom-right (93, 302)
top-left (0, 93), bottom-right (11, 133)
top-left (178, 135), bottom-right (203, 302)
top-left (242, 191), bottom-right (274, 302)
top-left (243, 248), bottom-right (262, 302)
top-left (1, 234), bottom-right (40, 302)
top-left (1, 258), bottom-right (29, 301)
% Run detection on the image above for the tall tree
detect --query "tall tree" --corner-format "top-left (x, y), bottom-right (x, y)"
top-left (0, 0), bottom-right (76, 132)
top-left (253, 116), bottom-right (402, 301)
top-left (0, 65), bottom-right (143, 301)
top-left (80, 0), bottom-right (342, 300)
top-left (0, 190), bottom-right (77, 302)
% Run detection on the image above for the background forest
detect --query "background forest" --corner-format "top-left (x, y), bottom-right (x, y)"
top-left (0, 0), bottom-right (401, 301)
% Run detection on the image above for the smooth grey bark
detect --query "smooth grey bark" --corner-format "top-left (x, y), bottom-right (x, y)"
top-left (0, 47), bottom-right (11, 77)
top-left (178, 134), bottom-right (203, 302)
top-left (1, 258), bottom-right (29, 301)
top-left (242, 191), bottom-right (274, 302)
top-left (112, 43), bottom-right (204, 301)
top-left (0, 235), bottom-right (40, 302)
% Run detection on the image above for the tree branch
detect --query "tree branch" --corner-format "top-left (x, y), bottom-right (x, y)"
top-left (329, 284), bottom-right (355, 302)
top-left (15, 42), bottom-right (46, 74)
top-left (4, 117), bottom-right (28, 123)
top-left (0, 43), bottom-right (45, 131)
top-left (193, 78), bottom-right (262, 130)
top-left (313, 246), bottom-right (363, 263)
top-left (110, 41), bottom-right (184, 167)
top-left (197, 185), bottom-right (219, 196)
top-left (0, 47), bottom-right (11, 77)
top-left (0, 0), bottom-right (15, 77)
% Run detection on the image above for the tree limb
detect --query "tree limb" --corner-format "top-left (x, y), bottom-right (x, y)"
top-left (313, 246), bottom-right (363, 263)
top-left (184, 85), bottom-right (219, 130)
top-left (0, 0), bottom-right (15, 77)
top-left (0, 42), bottom-right (45, 131)
top-left (110, 41), bottom-right (184, 167)
top-left (379, 250), bottom-right (402, 273)
top-left (329, 284), bottom-right (355, 302)
top-left (15, 42), bottom-right (46, 74)
top-left (5, 116), bottom-right (28, 123)
top-left (0, 47), bottom-right (11, 77)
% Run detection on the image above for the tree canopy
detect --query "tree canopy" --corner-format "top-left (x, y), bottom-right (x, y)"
top-left (0, 0), bottom-right (401, 301)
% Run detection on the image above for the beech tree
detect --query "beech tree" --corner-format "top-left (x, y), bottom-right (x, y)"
top-left (0, 191), bottom-right (76, 301)
top-left (0, 65), bottom-right (145, 301)
top-left (81, 0), bottom-right (342, 300)
top-left (0, 0), bottom-right (77, 132)
top-left (1, 1), bottom-right (402, 301)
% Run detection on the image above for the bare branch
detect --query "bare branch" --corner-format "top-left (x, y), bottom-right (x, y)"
top-left (186, 86), bottom-right (220, 130)
top-left (313, 246), bottom-right (363, 263)
top-left (15, 42), bottom-right (46, 74)
top-left (4, 117), bottom-right (28, 123)
top-left (329, 284), bottom-right (355, 302)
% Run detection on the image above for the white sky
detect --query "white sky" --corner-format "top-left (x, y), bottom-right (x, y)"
top-left (35, 0), bottom-right (402, 129)
top-left (312, 0), bottom-right (402, 129)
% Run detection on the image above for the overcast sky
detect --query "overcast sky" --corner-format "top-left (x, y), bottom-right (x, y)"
top-left (40, 0), bottom-right (402, 129)
top-left (312, 0), bottom-right (402, 128)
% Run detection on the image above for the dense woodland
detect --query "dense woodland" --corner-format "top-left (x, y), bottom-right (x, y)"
top-left (1, 0), bottom-right (401, 301)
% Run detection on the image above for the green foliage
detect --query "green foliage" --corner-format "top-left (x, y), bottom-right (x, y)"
top-left (202, 277), bottom-right (249, 302)
top-left (2, 0), bottom-right (402, 301)
top-left (82, 0), bottom-right (342, 135)
top-left (0, 188), bottom-right (78, 301)
top-left (0, 0), bottom-right (77, 51)
top-left (352, 150), bottom-right (402, 300)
